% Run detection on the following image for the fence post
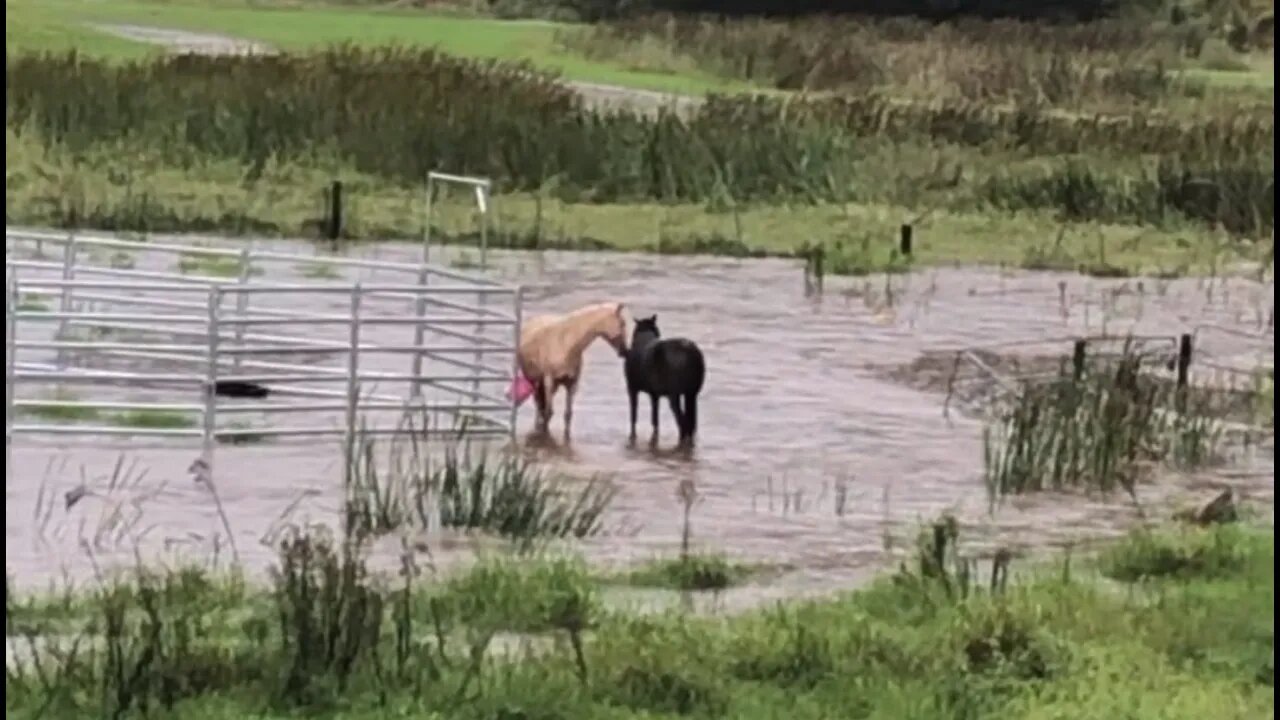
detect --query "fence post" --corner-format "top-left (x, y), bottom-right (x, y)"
top-left (469, 291), bottom-right (487, 411)
top-left (344, 283), bottom-right (363, 465)
top-left (899, 224), bottom-right (914, 258)
top-left (56, 233), bottom-right (78, 370)
top-left (472, 186), bottom-right (490, 406)
top-left (6, 277), bottom-right (17, 482)
top-left (1072, 339), bottom-right (1087, 380)
top-left (1176, 333), bottom-right (1194, 388)
top-left (327, 180), bottom-right (343, 241)
top-left (202, 286), bottom-right (222, 480)
top-left (509, 285), bottom-right (523, 442)
top-left (232, 248), bottom-right (252, 373)
top-left (410, 265), bottom-right (429, 399)
top-left (422, 175), bottom-right (435, 266)
top-left (477, 185), bottom-right (490, 272)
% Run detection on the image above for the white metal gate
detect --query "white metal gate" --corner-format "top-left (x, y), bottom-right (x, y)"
top-left (5, 226), bottom-right (524, 481)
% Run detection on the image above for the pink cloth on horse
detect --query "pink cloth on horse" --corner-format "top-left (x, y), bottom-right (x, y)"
top-left (507, 371), bottom-right (535, 406)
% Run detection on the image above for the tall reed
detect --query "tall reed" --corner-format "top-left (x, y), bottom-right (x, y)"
top-left (342, 414), bottom-right (616, 547)
top-left (982, 339), bottom-right (1224, 502)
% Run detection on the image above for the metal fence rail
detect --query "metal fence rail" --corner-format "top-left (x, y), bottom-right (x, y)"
top-left (5, 226), bottom-right (524, 481)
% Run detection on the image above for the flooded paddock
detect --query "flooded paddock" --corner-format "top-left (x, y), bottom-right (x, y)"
top-left (5, 232), bottom-right (1274, 605)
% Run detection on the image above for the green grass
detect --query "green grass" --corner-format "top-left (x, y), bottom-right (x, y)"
top-left (15, 292), bottom-right (50, 311)
top-left (4, 0), bottom-right (743, 95)
top-left (107, 408), bottom-right (198, 429)
top-left (5, 523), bottom-right (1273, 719)
top-left (176, 251), bottom-right (258, 278)
top-left (3, 0), bottom-right (163, 59)
top-left (293, 260), bottom-right (342, 279)
top-left (7, 128), bottom-right (1265, 277)
top-left (605, 553), bottom-right (759, 591)
top-left (216, 421), bottom-right (270, 444)
top-left (1098, 523), bottom-right (1262, 582)
top-left (18, 391), bottom-right (102, 422)
top-left (436, 555), bottom-right (598, 633)
top-left (18, 396), bottom-right (198, 429)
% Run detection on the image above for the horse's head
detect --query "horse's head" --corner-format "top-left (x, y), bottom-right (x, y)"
top-left (599, 302), bottom-right (629, 358)
top-left (632, 314), bottom-right (660, 344)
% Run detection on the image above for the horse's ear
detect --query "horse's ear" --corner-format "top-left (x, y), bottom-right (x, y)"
top-left (649, 314), bottom-right (658, 324)
top-left (614, 302), bottom-right (625, 317)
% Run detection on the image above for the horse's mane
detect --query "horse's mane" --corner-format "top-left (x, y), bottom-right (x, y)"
top-left (534, 302), bottom-right (619, 332)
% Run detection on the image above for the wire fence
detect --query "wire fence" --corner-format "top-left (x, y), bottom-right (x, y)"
top-left (5, 226), bottom-right (524, 482)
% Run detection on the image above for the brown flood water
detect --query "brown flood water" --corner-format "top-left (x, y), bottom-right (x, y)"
top-left (6, 234), bottom-right (1275, 608)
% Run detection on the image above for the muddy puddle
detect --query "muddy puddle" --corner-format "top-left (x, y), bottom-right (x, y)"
top-left (5, 232), bottom-right (1275, 609)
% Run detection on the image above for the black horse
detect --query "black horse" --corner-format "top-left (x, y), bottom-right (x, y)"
top-left (624, 315), bottom-right (706, 446)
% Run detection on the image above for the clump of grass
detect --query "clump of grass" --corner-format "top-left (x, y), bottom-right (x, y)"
top-left (107, 408), bottom-right (197, 429)
top-left (19, 389), bottom-right (101, 422)
top-left (1099, 524), bottom-right (1256, 581)
top-left (434, 449), bottom-right (616, 545)
top-left (449, 250), bottom-right (482, 270)
top-left (611, 553), bottom-right (755, 591)
top-left (270, 526), bottom-right (392, 703)
top-left (294, 261), bottom-right (342, 279)
top-left (342, 419), bottom-right (616, 546)
top-left (982, 338), bottom-right (1225, 501)
top-left (216, 421), bottom-right (270, 445)
top-left (177, 252), bottom-right (258, 278)
top-left (891, 514), bottom-right (1015, 603)
top-left (437, 555), bottom-right (598, 633)
top-left (107, 250), bottom-right (136, 269)
top-left (1248, 366), bottom-right (1273, 427)
top-left (825, 236), bottom-right (914, 277)
top-left (15, 292), bottom-right (49, 311)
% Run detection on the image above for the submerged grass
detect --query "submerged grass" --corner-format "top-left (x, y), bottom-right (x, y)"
top-left (107, 408), bottom-right (198, 429)
top-left (17, 390), bottom-right (103, 422)
top-left (982, 338), bottom-right (1228, 501)
top-left (176, 251), bottom-right (258, 278)
top-left (5, 521), bottom-right (1272, 719)
top-left (608, 553), bottom-right (757, 591)
top-left (342, 417), bottom-right (616, 547)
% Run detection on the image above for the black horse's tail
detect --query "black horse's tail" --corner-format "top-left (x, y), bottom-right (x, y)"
top-left (682, 392), bottom-right (698, 440)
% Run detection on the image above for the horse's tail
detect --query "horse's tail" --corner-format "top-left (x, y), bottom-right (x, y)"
top-left (682, 392), bottom-right (698, 440)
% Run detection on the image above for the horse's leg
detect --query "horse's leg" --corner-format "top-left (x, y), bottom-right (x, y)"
top-left (533, 379), bottom-right (549, 430)
top-left (667, 395), bottom-right (685, 442)
top-left (562, 378), bottom-right (578, 442)
top-left (538, 380), bottom-right (557, 432)
top-left (628, 388), bottom-right (639, 442)
top-left (680, 392), bottom-right (698, 446)
top-left (649, 393), bottom-right (660, 438)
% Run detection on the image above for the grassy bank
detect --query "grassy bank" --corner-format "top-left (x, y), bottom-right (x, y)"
top-left (4, 5), bottom-right (1273, 273)
top-left (8, 126), bottom-right (1267, 276)
top-left (5, 46), bottom-right (1273, 275)
top-left (7, 522), bottom-right (1273, 719)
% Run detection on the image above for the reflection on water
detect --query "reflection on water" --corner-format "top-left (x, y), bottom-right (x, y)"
top-left (5, 234), bottom-right (1274, 606)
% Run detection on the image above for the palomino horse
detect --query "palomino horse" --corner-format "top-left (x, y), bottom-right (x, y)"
top-left (624, 314), bottom-right (706, 447)
top-left (518, 301), bottom-right (628, 439)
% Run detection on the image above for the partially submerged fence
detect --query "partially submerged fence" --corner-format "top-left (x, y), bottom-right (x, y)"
top-left (5, 226), bottom-right (524, 480)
